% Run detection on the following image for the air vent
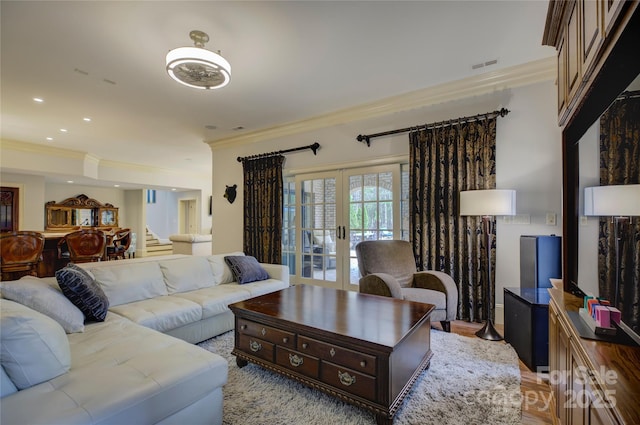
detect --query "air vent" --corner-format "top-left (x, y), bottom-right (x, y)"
top-left (471, 59), bottom-right (498, 70)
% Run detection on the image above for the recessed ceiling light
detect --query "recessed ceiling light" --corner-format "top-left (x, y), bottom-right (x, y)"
top-left (205, 125), bottom-right (217, 130)
top-left (114, 184), bottom-right (120, 188)
top-left (171, 188), bottom-right (177, 191)
top-left (33, 97), bottom-right (44, 103)
top-left (60, 128), bottom-right (68, 133)
top-left (83, 117), bottom-right (91, 122)
top-left (67, 180), bottom-right (74, 184)
top-left (46, 137), bottom-right (53, 141)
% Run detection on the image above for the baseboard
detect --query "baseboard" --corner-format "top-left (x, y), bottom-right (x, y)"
top-left (495, 303), bottom-right (504, 325)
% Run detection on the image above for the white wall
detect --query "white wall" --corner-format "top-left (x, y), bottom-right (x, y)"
top-left (0, 172), bottom-right (45, 230)
top-left (495, 81), bottom-right (563, 304)
top-left (211, 80), bottom-right (564, 311)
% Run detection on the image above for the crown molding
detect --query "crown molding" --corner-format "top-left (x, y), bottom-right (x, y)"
top-left (208, 56), bottom-right (556, 150)
top-left (1, 139), bottom-right (209, 180)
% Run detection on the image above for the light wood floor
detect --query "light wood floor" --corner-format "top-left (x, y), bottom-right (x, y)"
top-left (440, 320), bottom-right (555, 425)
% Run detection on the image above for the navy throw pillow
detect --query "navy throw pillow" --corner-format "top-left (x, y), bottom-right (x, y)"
top-left (224, 256), bottom-right (269, 284)
top-left (55, 264), bottom-right (109, 322)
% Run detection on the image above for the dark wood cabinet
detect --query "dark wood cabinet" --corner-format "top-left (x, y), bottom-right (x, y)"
top-left (548, 287), bottom-right (640, 425)
top-left (504, 287), bottom-right (550, 371)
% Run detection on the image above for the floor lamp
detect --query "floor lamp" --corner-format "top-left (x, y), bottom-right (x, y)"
top-left (584, 184), bottom-right (640, 307)
top-left (460, 189), bottom-right (516, 341)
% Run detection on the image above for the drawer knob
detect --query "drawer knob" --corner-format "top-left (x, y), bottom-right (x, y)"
top-left (240, 324), bottom-right (247, 330)
top-left (261, 328), bottom-right (266, 336)
top-left (289, 354), bottom-right (304, 367)
top-left (330, 348), bottom-right (336, 357)
top-left (283, 337), bottom-right (289, 343)
top-left (302, 343), bottom-right (308, 349)
top-left (338, 370), bottom-right (356, 386)
top-left (360, 361), bottom-right (366, 368)
top-left (249, 340), bottom-right (262, 353)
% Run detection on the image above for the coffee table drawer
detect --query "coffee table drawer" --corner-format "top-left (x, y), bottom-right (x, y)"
top-left (321, 361), bottom-right (376, 401)
top-left (276, 347), bottom-right (319, 378)
top-left (298, 336), bottom-right (376, 375)
top-left (238, 318), bottom-right (295, 348)
top-left (238, 334), bottom-right (274, 362)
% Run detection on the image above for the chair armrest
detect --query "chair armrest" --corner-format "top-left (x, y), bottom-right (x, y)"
top-left (359, 273), bottom-right (403, 299)
top-left (413, 271), bottom-right (459, 315)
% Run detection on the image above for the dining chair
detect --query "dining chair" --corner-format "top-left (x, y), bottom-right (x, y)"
top-left (63, 229), bottom-right (107, 263)
top-left (107, 228), bottom-right (132, 260)
top-left (0, 231), bottom-right (45, 280)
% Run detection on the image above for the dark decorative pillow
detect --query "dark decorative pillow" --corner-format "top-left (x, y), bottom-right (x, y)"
top-left (55, 264), bottom-right (109, 322)
top-left (224, 256), bottom-right (269, 284)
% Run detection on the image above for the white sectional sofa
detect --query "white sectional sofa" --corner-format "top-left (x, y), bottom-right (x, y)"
top-left (0, 253), bottom-right (290, 425)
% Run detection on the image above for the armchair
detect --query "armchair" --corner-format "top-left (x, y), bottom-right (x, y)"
top-left (355, 240), bottom-right (458, 332)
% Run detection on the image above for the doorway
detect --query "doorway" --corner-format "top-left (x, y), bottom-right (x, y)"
top-left (289, 164), bottom-right (401, 290)
top-left (179, 199), bottom-right (198, 234)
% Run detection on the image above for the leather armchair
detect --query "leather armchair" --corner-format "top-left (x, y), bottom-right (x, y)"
top-left (355, 239), bottom-right (458, 332)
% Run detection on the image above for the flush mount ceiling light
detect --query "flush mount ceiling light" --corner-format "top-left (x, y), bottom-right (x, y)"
top-left (166, 30), bottom-right (231, 90)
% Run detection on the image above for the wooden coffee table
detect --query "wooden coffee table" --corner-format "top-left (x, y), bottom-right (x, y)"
top-left (229, 285), bottom-right (434, 425)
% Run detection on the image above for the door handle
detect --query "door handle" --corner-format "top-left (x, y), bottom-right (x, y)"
top-left (342, 226), bottom-right (346, 240)
top-left (336, 227), bottom-right (341, 240)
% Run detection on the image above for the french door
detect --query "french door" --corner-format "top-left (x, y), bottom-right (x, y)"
top-left (284, 164), bottom-right (401, 290)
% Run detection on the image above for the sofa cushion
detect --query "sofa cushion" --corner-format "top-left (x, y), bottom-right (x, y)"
top-left (0, 276), bottom-right (85, 333)
top-left (172, 285), bottom-right (252, 319)
top-left (1, 366), bottom-right (17, 397)
top-left (108, 296), bottom-right (202, 333)
top-left (207, 251), bottom-right (244, 284)
top-left (56, 265), bottom-right (109, 322)
top-left (0, 299), bottom-right (71, 390)
top-left (89, 261), bottom-right (168, 306)
top-left (0, 313), bottom-right (228, 425)
top-left (235, 278), bottom-right (290, 298)
top-left (224, 255), bottom-right (269, 284)
top-left (159, 256), bottom-right (216, 294)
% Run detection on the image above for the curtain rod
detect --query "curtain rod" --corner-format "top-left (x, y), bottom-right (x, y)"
top-left (237, 142), bottom-right (320, 162)
top-left (617, 90), bottom-right (640, 100)
top-left (356, 108), bottom-right (510, 147)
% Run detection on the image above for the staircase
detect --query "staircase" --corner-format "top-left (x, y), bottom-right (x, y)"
top-left (144, 227), bottom-right (173, 257)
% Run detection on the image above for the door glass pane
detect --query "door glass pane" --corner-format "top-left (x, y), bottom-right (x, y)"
top-left (299, 176), bottom-right (337, 284)
top-left (282, 179), bottom-right (296, 275)
top-left (363, 174), bottom-right (377, 201)
top-left (401, 164), bottom-right (410, 241)
top-left (348, 169), bottom-right (396, 286)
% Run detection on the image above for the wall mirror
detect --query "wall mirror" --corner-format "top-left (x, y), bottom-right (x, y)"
top-left (563, 12), bottom-right (640, 341)
top-left (45, 194), bottom-right (118, 230)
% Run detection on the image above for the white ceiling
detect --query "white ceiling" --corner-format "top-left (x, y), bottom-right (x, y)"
top-left (1, 1), bottom-right (554, 181)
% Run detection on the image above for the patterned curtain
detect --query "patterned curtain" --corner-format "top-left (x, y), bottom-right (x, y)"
top-left (598, 92), bottom-right (640, 332)
top-left (242, 155), bottom-right (285, 264)
top-left (409, 118), bottom-right (497, 322)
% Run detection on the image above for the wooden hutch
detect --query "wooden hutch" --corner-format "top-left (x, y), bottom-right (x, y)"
top-left (542, 1), bottom-right (640, 424)
top-left (39, 194), bottom-right (119, 276)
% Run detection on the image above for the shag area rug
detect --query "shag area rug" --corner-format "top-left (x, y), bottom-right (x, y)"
top-left (198, 329), bottom-right (522, 425)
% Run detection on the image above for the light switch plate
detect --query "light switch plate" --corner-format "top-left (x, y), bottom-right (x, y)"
top-left (546, 213), bottom-right (557, 226)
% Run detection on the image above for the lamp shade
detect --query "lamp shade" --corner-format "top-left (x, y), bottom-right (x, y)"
top-left (459, 189), bottom-right (516, 216)
top-left (584, 184), bottom-right (640, 216)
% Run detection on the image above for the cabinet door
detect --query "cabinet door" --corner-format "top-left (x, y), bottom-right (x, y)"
top-left (569, 340), bottom-right (587, 425)
top-left (581, 0), bottom-right (603, 78)
top-left (549, 302), bottom-right (560, 420)
top-left (557, 33), bottom-right (568, 120)
top-left (603, 0), bottom-right (625, 36)
top-left (566, 1), bottom-right (582, 105)
top-left (557, 311), bottom-right (571, 424)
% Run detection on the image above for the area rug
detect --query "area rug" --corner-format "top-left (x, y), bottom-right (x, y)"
top-left (198, 329), bottom-right (522, 425)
